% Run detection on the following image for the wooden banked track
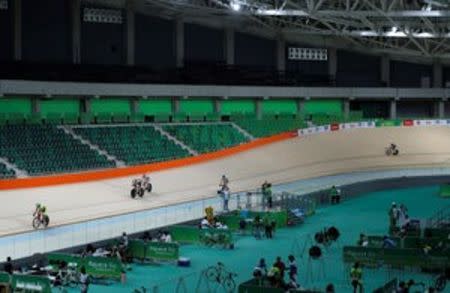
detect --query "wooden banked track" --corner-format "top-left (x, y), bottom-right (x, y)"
top-left (1, 127), bottom-right (450, 236)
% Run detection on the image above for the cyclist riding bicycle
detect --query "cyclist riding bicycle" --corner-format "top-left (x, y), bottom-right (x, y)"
top-left (33, 203), bottom-right (47, 222)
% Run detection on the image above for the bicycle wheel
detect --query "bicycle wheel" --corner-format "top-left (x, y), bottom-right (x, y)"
top-left (205, 267), bottom-right (219, 282)
top-left (32, 217), bottom-right (41, 229)
top-left (43, 215), bottom-right (50, 227)
top-left (223, 276), bottom-right (236, 292)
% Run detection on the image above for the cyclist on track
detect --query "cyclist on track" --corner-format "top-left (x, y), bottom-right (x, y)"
top-left (33, 203), bottom-right (47, 222)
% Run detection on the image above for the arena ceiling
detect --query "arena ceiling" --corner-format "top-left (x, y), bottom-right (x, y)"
top-left (86, 0), bottom-right (450, 63)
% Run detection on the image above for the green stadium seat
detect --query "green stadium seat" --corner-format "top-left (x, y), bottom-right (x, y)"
top-left (173, 112), bottom-right (188, 123)
top-left (80, 113), bottom-right (94, 124)
top-left (154, 113), bottom-right (170, 123)
top-left (63, 113), bottom-right (79, 124)
top-left (130, 112), bottom-right (145, 123)
top-left (189, 113), bottom-right (205, 122)
top-left (45, 112), bottom-right (63, 124)
top-left (206, 113), bottom-right (221, 122)
top-left (113, 113), bottom-right (129, 123)
top-left (27, 113), bottom-right (43, 124)
top-left (162, 123), bottom-right (248, 153)
top-left (0, 114), bottom-right (8, 125)
top-left (0, 125), bottom-right (114, 175)
top-left (72, 125), bottom-right (190, 166)
top-left (0, 162), bottom-right (15, 179)
top-left (233, 117), bottom-right (306, 138)
top-left (8, 113), bottom-right (26, 125)
top-left (96, 112), bottom-right (112, 124)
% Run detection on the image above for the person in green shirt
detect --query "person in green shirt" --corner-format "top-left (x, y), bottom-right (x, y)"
top-left (350, 262), bottom-right (363, 293)
top-left (330, 185), bottom-right (341, 204)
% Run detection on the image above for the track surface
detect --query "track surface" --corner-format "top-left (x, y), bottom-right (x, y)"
top-left (1, 126), bottom-right (450, 236)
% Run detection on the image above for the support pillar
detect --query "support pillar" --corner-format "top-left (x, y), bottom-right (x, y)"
top-left (172, 97), bottom-right (180, 114)
top-left (390, 99), bottom-right (397, 120)
top-left (224, 28), bottom-right (234, 66)
top-left (125, 0), bottom-right (135, 66)
top-left (82, 98), bottom-right (91, 113)
top-left (175, 18), bottom-right (184, 68)
top-left (32, 97), bottom-right (40, 113)
top-left (327, 47), bottom-right (337, 83)
top-left (256, 99), bottom-right (263, 120)
top-left (433, 61), bottom-right (443, 88)
top-left (13, 0), bottom-right (22, 61)
top-left (214, 98), bottom-right (221, 114)
top-left (131, 98), bottom-right (139, 113)
top-left (276, 38), bottom-right (285, 72)
top-left (296, 99), bottom-right (305, 117)
top-left (71, 0), bottom-right (81, 64)
top-left (438, 99), bottom-right (445, 118)
top-left (343, 99), bottom-right (350, 119)
top-left (381, 54), bottom-right (390, 87)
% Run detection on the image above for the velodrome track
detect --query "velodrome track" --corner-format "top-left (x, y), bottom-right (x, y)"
top-left (1, 126), bottom-right (450, 236)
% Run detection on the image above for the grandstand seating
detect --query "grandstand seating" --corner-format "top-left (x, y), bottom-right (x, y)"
top-left (233, 117), bottom-right (307, 138)
top-left (0, 163), bottom-right (15, 179)
top-left (72, 126), bottom-right (190, 165)
top-left (0, 125), bottom-right (114, 175)
top-left (162, 124), bottom-right (248, 153)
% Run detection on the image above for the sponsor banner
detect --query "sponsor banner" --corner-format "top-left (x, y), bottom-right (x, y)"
top-left (340, 121), bottom-right (376, 130)
top-left (47, 253), bottom-right (123, 280)
top-left (11, 274), bottom-right (51, 293)
top-left (413, 119), bottom-right (450, 126)
top-left (128, 240), bottom-right (179, 261)
top-left (330, 123), bottom-right (339, 131)
top-left (403, 119), bottom-right (413, 126)
top-left (298, 125), bottom-right (331, 136)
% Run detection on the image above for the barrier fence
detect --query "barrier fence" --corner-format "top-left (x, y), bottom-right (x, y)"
top-left (1, 167), bottom-right (450, 261)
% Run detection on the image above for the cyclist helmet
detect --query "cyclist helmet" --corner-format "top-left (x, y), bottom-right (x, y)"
top-left (36, 203), bottom-right (41, 208)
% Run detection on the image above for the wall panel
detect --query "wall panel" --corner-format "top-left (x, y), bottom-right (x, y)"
top-left (235, 33), bottom-right (275, 69)
top-left (0, 97), bottom-right (32, 114)
top-left (221, 99), bottom-right (255, 114)
top-left (184, 23), bottom-right (224, 64)
top-left (0, 0), bottom-right (13, 61)
top-left (262, 99), bottom-right (296, 114)
top-left (81, 10), bottom-right (124, 65)
top-left (179, 99), bottom-right (214, 114)
top-left (91, 98), bottom-right (130, 114)
top-left (40, 99), bottom-right (80, 115)
top-left (21, 0), bottom-right (71, 63)
top-left (140, 99), bottom-right (172, 115)
top-left (304, 100), bottom-right (342, 114)
top-left (135, 14), bottom-right (175, 68)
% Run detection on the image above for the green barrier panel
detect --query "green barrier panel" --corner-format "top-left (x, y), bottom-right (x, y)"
top-left (84, 256), bottom-right (123, 279)
top-left (199, 228), bottom-right (233, 247)
top-left (47, 253), bottom-right (80, 266)
top-left (47, 253), bottom-right (123, 280)
top-left (11, 274), bottom-right (51, 293)
top-left (343, 246), bottom-right (450, 269)
top-left (373, 278), bottom-right (397, 293)
top-left (218, 210), bottom-right (288, 231)
top-left (128, 240), bottom-right (179, 261)
top-left (169, 225), bottom-right (233, 247)
top-left (169, 225), bottom-right (200, 244)
top-left (375, 120), bottom-right (401, 127)
top-left (439, 184), bottom-right (450, 198)
top-left (0, 271), bottom-right (11, 283)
